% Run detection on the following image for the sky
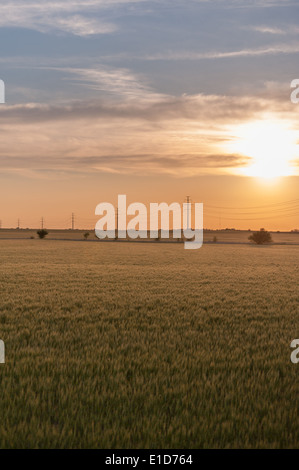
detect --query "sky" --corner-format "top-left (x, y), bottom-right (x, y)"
top-left (0, 0), bottom-right (299, 230)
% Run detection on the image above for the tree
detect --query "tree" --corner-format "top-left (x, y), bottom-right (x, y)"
top-left (37, 229), bottom-right (48, 239)
top-left (248, 228), bottom-right (272, 245)
top-left (84, 232), bottom-right (90, 240)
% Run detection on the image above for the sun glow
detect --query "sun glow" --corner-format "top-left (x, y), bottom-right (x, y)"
top-left (228, 120), bottom-right (299, 179)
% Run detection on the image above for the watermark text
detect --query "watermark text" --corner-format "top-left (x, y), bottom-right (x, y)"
top-left (0, 79), bottom-right (5, 104)
top-left (291, 79), bottom-right (299, 104)
top-left (95, 195), bottom-right (203, 250)
top-left (0, 340), bottom-right (5, 364)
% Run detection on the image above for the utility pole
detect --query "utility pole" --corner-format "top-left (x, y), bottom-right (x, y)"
top-left (116, 207), bottom-right (118, 238)
top-left (72, 212), bottom-right (75, 230)
top-left (41, 217), bottom-right (44, 230)
top-left (17, 218), bottom-right (20, 229)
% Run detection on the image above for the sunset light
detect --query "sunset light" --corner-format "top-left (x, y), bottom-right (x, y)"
top-left (228, 120), bottom-right (298, 179)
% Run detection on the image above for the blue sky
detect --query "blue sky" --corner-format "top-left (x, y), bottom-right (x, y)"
top-left (1, 0), bottom-right (299, 102)
top-left (0, 0), bottom-right (299, 229)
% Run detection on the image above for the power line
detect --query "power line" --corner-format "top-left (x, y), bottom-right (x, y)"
top-left (204, 198), bottom-right (299, 211)
top-left (205, 212), bottom-right (299, 221)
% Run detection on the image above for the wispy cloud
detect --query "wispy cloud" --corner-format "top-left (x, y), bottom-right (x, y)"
top-left (146, 43), bottom-right (299, 60)
top-left (3, 0), bottom-right (295, 38)
top-left (47, 15), bottom-right (117, 36)
top-left (196, 0), bottom-right (297, 8)
top-left (0, 87), bottom-right (297, 177)
top-left (52, 66), bottom-right (157, 99)
top-left (0, 93), bottom-right (272, 124)
top-left (250, 26), bottom-right (285, 35)
top-left (0, 152), bottom-right (250, 178)
top-left (0, 0), bottom-right (145, 36)
top-left (246, 24), bottom-right (299, 35)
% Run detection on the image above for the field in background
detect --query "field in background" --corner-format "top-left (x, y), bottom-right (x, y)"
top-left (0, 229), bottom-right (298, 244)
top-left (0, 241), bottom-right (299, 448)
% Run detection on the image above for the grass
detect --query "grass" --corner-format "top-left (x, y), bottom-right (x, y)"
top-left (0, 240), bottom-right (299, 448)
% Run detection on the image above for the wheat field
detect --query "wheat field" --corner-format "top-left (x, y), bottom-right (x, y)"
top-left (0, 240), bottom-right (298, 448)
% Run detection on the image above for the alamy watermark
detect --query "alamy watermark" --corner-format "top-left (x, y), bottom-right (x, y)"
top-left (290, 339), bottom-right (299, 364)
top-left (95, 195), bottom-right (203, 250)
top-left (0, 79), bottom-right (5, 104)
top-left (291, 79), bottom-right (299, 104)
top-left (0, 340), bottom-right (5, 364)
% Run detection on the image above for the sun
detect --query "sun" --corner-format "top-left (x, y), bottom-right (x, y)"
top-left (227, 120), bottom-right (298, 179)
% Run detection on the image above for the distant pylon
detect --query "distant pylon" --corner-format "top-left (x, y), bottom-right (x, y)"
top-left (17, 218), bottom-right (20, 229)
top-left (72, 212), bottom-right (75, 230)
top-left (41, 217), bottom-right (44, 229)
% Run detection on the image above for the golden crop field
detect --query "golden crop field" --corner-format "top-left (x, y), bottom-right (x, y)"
top-left (0, 240), bottom-right (299, 448)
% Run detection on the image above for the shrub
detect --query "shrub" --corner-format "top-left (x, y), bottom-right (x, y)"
top-left (249, 228), bottom-right (272, 245)
top-left (37, 229), bottom-right (48, 239)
